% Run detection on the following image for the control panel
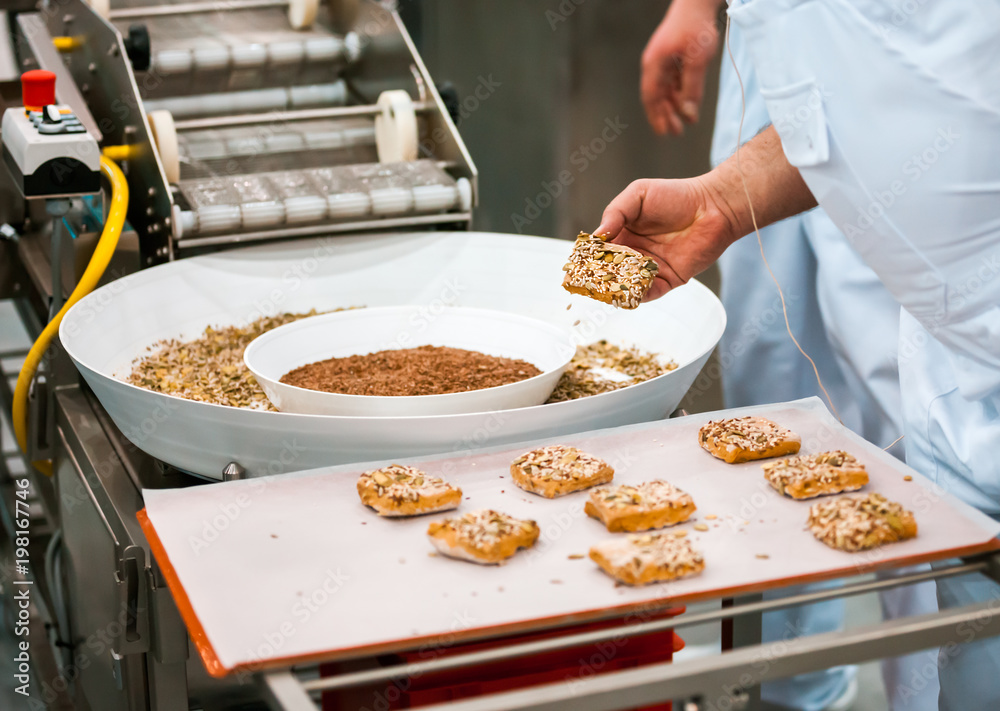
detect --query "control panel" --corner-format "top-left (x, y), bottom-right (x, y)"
top-left (1, 70), bottom-right (101, 197)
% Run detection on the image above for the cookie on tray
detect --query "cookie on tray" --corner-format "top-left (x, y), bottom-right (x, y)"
top-left (807, 493), bottom-right (917, 552)
top-left (427, 509), bottom-right (540, 565)
top-left (763, 451), bottom-right (869, 500)
top-left (589, 532), bottom-right (705, 586)
top-left (698, 416), bottom-right (801, 464)
top-left (510, 444), bottom-right (614, 498)
top-left (585, 480), bottom-right (696, 532)
top-left (562, 232), bottom-right (659, 310)
top-left (357, 464), bottom-right (462, 517)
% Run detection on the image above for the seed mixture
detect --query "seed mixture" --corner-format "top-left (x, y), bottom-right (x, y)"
top-left (807, 493), bottom-right (917, 552)
top-left (591, 480), bottom-right (694, 510)
top-left (762, 451), bottom-right (869, 499)
top-left (546, 340), bottom-right (676, 403)
top-left (126, 310), bottom-right (322, 410)
top-left (427, 509), bottom-right (540, 565)
top-left (511, 444), bottom-right (615, 498)
top-left (128, 312), bottom-right (671, 409)
top-left (562, 232), bottom-right (659, 309)
top-left (586, 480), bottom-right (697, 532)
top-left (357, 464), bottom-right (462, 517)
top-left (281, 345), bottom-right (541, 396)
top-left (698, 416), bottom-right (802, 463)
top-left (511, 445), bottom-right (608, 482)
top-left (589, 532), bottom-right (705, 585)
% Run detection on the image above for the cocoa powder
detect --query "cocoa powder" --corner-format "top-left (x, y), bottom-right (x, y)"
top-left (281, 345), bottom-right (542, 396)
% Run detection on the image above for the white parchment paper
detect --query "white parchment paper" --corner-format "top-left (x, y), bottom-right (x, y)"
top-left (141, 397), bottom-right (1000, 673)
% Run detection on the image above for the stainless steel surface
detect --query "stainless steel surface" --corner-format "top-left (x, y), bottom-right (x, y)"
top-left (0, 13), bottom-right (21, 82)
top-left (44, 1), bottom-right (174, 266)
top-left (256, 557), bottom-right (1000, 711)
top-left (175, 211), bottom-right (472, 247)
top-left (262, 671), bottom-right (319, 711)
top-left (222, 461), bottom-right (246, 481)
top-left (17, 13), bottom-right (103, 141)
top-left (111, 0), bottom-right (289, 20)
top-left (172, 100), bottom-right (437, 131)
top-left (405, 600), bottom-right (1000, 711)
top-left (295, 560), bottom-right (989, 694)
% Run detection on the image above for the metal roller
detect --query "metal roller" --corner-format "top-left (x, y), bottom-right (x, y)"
top-left (142, 81), bottom-right (348, 119)
top-left (171, 160), bottom-right (472, 239)
top-left (152, 32), bottom-right (361, 75)
top-left (108, 0), bottom-right (323, 31)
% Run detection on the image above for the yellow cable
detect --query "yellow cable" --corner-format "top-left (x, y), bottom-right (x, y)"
top-left (101, 144), bottom-right (141, 163)
top-left (12, 153), bottom-right (130, 476)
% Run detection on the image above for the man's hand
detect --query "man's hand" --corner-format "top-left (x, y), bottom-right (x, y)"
top-left (641, 0), bottom-right (722, 135)
top-left (596, 127), bottom-right (818, 301)
top-left (596, 178), bottom-right (734, 300)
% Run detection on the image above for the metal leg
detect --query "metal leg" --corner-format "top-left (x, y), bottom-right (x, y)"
top-left (261, 670), bottom-right (319, 711)
top-left (728, 594), bottom-right (763, 710)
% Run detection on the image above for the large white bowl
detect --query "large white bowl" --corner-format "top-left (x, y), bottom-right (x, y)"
top-left (58, 231), bottom-right (726, 480)
top-left (244, 306), bottom-right (574, 416)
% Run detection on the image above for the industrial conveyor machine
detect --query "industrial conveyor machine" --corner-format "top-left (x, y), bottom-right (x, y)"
top-left (1, 2), bottom-right (999, 711)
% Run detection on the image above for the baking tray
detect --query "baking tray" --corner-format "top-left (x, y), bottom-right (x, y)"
top-left (137, 397), bottom-right (1000, 677)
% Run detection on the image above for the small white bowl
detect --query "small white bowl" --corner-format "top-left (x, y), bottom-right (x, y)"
top-left (243, 306), bottom-right (575, 416)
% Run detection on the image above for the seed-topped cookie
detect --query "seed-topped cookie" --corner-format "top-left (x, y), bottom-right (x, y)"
top-left (427, 509), bottom-right (540, 565)
top-left (562, 232), bottom-right (659, 309)
top-left (698, 416), bottom-right (801, 464)
top-left (763, 451), bottom-right (869, 500)
top-left (807, 493), bottom-right (917, 552)
top-left (510, 444), bottom-right (614, 498)
top-left (357, 464), bottom-right (462, 517)
top-left (585, 480), bottom-right (696, 532)
top-left (589, 532), bottom-right (705, 586)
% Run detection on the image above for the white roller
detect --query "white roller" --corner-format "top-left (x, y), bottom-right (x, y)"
top-left (154, 49), bottom-right (193, 75)
top-left (147, 110), bottom-right (180, 184)
top-left (412, 184), bottom-right (458, 213)
top-left (374, 90), bottom-right (418, 163)
top-left (193, 46), bottom-right (230, 72)
top-left (326, 191), bottom-right (370, 218)
top-left (369, 187), bottom-right (413, 215)
top-left (287, 0), bottom-right (320, 30)
top-left (86, 0), bottom-right (110, 20)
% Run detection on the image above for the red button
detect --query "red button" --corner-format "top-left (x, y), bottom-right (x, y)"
top-left (22, 70), bottom-right (57, 111)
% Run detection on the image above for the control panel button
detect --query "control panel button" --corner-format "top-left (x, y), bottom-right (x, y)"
top-left (21, 70), bottom-right (57, 111)
top-left (43, 105), bottom-right (62, 123)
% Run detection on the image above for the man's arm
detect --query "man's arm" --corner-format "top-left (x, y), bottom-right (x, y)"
top-left (596, 126), bottom-right (817, 299)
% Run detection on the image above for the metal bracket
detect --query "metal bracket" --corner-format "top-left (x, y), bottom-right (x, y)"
top-left (113, 544), bottom-right (151, 657)
top-left (974, 550), bottom-right (1000, 586)
top-left (27, 371), bottom-right (54, 463)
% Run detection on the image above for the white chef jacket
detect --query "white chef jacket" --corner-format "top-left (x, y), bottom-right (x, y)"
top-left (728, 0), bottom-right (1000, 515)
top-left (727, 2), bottom-right (1000, 708)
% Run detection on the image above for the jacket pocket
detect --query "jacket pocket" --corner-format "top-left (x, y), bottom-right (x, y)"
top-left (760, 79), bottom-right (830, 167)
